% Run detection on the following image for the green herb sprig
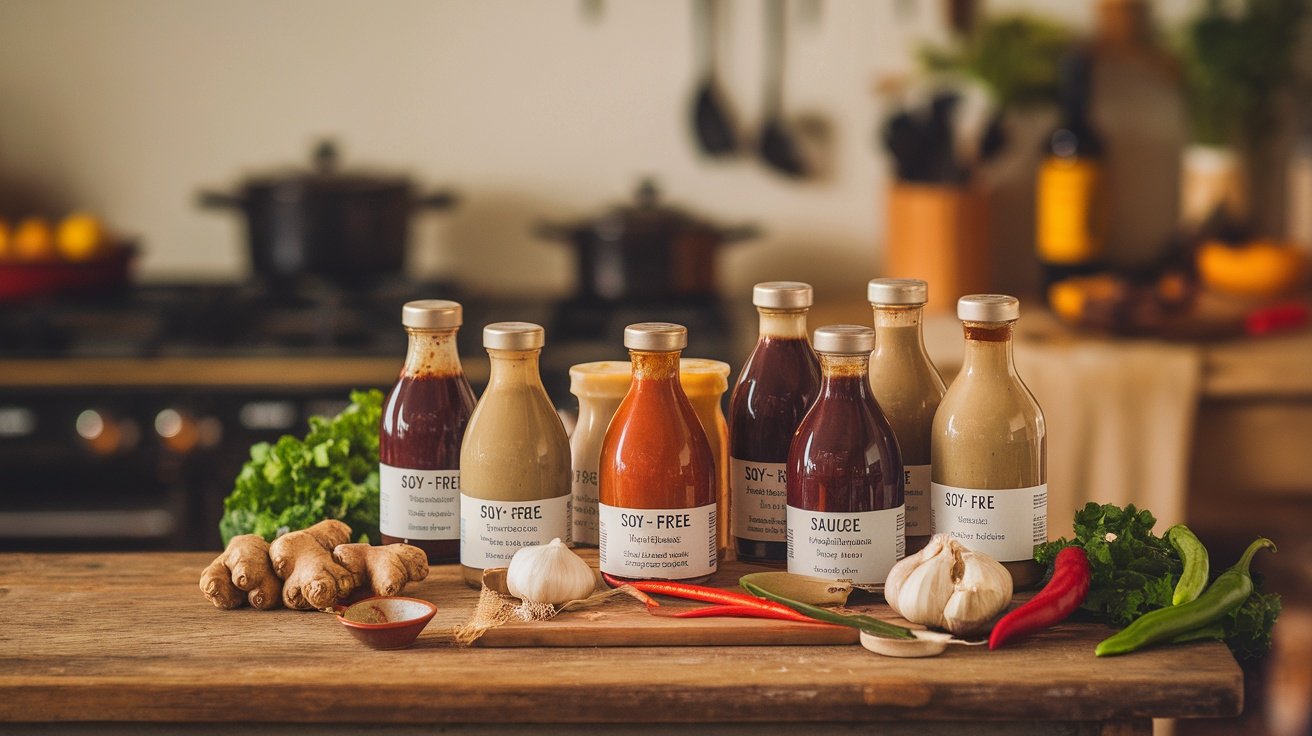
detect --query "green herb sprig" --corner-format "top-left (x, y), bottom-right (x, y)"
top-left (219, 389), bottom-right (384, 545)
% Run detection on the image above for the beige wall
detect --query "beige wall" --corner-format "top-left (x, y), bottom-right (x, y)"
top-left (0, 0), bottom-right (1190, 298)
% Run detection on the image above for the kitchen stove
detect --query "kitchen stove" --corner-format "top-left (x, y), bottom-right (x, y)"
top-left (0, 280), bottom-right (738, 552)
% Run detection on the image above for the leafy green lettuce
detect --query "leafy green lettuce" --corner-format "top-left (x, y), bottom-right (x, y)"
top-left (219, 389), bottom-right (384, 545)
top-left (1036, 502), bottom-right (1281, 662)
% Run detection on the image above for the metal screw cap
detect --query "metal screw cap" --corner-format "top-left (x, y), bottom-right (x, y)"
top-left (812, 324), bottom-right (875, 354)
top-left (484, 322), bottom-right (545, 350)
top-left (402, 300), bottom-right (462, 329)
top-left (957, 294), bottom-right (1020, 322)
top-left (624, 322), bottom-right (688, 351)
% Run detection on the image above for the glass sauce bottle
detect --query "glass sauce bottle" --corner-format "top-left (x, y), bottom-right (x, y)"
top-left (867, 279), bottom-right (946, 555)
top-left (599, 323), bottom-right (717, 583)
top-left (931, 295), bottom-right (1047, 589)
top-left (679, 358), bottom-right (731, 559)
top-left (460, 322), bottom-right (571, 588)
top-left (380, 300), bottom-right (477, 563)
top-left (787, 325), bottom-right (904, 585)
top-left (729, 282), bottom-right (821, 563)
top-left (568, 361), bottom-right (631, 546)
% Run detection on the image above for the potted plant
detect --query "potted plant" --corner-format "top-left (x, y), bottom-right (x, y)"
top-left (1175, 0), bottom-right (1308, 233)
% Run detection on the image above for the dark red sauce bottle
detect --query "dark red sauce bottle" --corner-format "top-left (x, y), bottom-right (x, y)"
top-left (786, 325), bottom-right (904, 585)
top-left (379, 300), bottom-right (477, 563)
top-left (728, 282), bottom-right (821, 563)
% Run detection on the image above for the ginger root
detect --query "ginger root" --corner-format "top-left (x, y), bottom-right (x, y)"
top-left (199, 534), bottom-right (281, 610)
top-left (334, 543), bottom-right (429, 597)
top-left (269, 519), bottom-right (355, 610)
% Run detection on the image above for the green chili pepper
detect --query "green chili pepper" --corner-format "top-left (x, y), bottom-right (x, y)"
top-left (1095, 537), bottom-right (1275, 657)
top-left (1167, 524), bottom-right (1209, 606)
top-left (740, 579), bottom-right (914, 640)
top-left (1169, 623), bottom-right (1225, 645)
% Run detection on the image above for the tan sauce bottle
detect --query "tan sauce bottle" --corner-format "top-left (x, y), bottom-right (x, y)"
top-left (568, 361), bottom-right (631, 546)
top-left (931, 295), bottom-right (1047, 589)
top-left (460, 322), bottom-right (571, 588)
top-left (868, 279), bottom-right (946, 555)
top-left (679, 359), bottom-right (731, 560)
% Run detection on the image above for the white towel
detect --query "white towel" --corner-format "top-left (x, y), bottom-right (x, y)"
top-left (1015, 329), bottom-right (1203, 540)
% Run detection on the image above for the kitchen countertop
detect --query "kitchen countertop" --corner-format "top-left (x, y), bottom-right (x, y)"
top-left (0, 552), bottom-right (1243, 735)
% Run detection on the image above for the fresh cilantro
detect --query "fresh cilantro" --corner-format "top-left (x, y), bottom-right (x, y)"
top-left (1035, 502), bottom-right (1181, 627)
top-left (1035, 502), bottom-right (1280, 662)
top-left (219, 389), bottom-right (384, 545)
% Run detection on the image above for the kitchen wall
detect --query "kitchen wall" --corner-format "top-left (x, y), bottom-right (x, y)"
top-left (0, 0), bottom-right (1196, 298)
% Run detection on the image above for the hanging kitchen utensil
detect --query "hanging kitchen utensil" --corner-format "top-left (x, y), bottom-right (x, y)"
top-left (758, 0), bottom-right (807, 178)
top-left (197, 140), bottom-right (458, 286)
top-left (534, 179), bottom-right (759, 303)
top-left (691, 0), bottom-right (738, 157)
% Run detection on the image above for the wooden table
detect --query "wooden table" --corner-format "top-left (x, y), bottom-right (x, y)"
top-left (0, 552), bottom-right (1243, 735)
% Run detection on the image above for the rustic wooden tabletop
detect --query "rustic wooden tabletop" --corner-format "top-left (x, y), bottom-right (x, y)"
top-left (0, 551), bottom-right (1243, 735)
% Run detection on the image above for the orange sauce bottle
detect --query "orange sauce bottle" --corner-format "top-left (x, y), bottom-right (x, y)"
top-left (598, 323), bottom-right (717, 583)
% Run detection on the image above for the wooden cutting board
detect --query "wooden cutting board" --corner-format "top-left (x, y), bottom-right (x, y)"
top-left (475, 552), bottom-right (866, 647)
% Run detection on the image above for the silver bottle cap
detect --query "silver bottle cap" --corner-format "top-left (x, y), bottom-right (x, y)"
top-left (753, 281), bottom-right (813, 309)
top-left (402, 300), bottom-right (462, 329)
top-left (958, 294), bottom-right (1020, 322)
top-left (812, 324), bottom-right (875, 354)
top-left (624, 322), bottom-right (688, 351)
top-left (867, 278), bottom-right (928, 306)
top-left (484, 322), bottom-right (545, 350)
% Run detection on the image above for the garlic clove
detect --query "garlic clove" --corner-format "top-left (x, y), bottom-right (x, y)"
top-left (942, 550), bottom-right (1014, 635)
top-left (885, 534), bottom-right (944, 606)
top-left (888, 538), bottom-right (956, 629)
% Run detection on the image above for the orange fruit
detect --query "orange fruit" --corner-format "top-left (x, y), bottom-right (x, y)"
top-left (12, 218), bottom-right (58, 261)
top-left (0, 219), bottom-right (11, 259)
top-left (56, 213), bottom-right (109, 261)
top-left (1197, 240), bottom-right (1308, 297)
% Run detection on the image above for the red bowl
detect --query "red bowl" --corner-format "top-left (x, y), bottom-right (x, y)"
top-left (335, 596), bottom-right (437, 650)
top-left (0, 244), bottom-right (136, 303)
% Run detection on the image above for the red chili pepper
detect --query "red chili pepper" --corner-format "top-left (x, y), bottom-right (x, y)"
top-left (989, 546), bottom-right (1091, 650)
top-left (602, 573), bottom-right (790, 614)
top-left (660, 604), bottom-right (830, 624)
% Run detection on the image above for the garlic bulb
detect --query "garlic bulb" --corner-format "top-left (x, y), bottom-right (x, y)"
top-left (505, 538), bottom-right (596, 606)
top-left (884, 534), bottom-right (1012, 636)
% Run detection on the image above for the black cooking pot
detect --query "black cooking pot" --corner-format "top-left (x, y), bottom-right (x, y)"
top-left (198, 141), bottom-right (457, 284)
top-left (536, 180), bottom-right (758, 303)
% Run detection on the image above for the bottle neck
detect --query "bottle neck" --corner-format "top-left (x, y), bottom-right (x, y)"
top-left (872, 304), bottom-right (929, 358)
top-left (630, 350), bottom-right (682, 383)
top-left (818, 352), bottom-right (872, 388)
top-left (960, 321), bottom-right (1017, 378)
top-left (758, 308), bottom-right (809, 340)
top-left (487, 348), bottom-right (544, 389)
top-left (402, 328), bottom-right (463, 378)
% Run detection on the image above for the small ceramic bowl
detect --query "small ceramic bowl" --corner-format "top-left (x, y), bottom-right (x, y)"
top-left (335, 596), bottom-right (437, 650)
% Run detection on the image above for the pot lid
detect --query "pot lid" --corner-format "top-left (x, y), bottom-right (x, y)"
top-left (583, 179), bottom-right (732, 238)
top-left (240, 140), bottom-right (411, 192)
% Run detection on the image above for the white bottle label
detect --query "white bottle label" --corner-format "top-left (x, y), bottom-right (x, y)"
top-left (929, 482), bottom-right (1048, 562)
top-left (378, 464), bottom-right (460, 540)
top-left (730, 458), bottom-right (787, 542)
top-left (904, 464), bottom-right (931, 538)
top-left (571, 464), bottom-right (600, 547)
top-left (786, 505), bottom-right (905, 585)
top-left (459, 494), bottom-right (571, 569)
top-left (598, 503), bottom-right (717, 579)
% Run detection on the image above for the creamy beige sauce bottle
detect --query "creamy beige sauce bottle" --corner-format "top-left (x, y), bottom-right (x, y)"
top-left (931, 295), bottom-right (1047, 589)
top-left (868, 279), bottom-right (946, 555)
top-left (460, 322), bottom-right (571, 588)
top-left (568, 361), bottom-right (631, 547)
